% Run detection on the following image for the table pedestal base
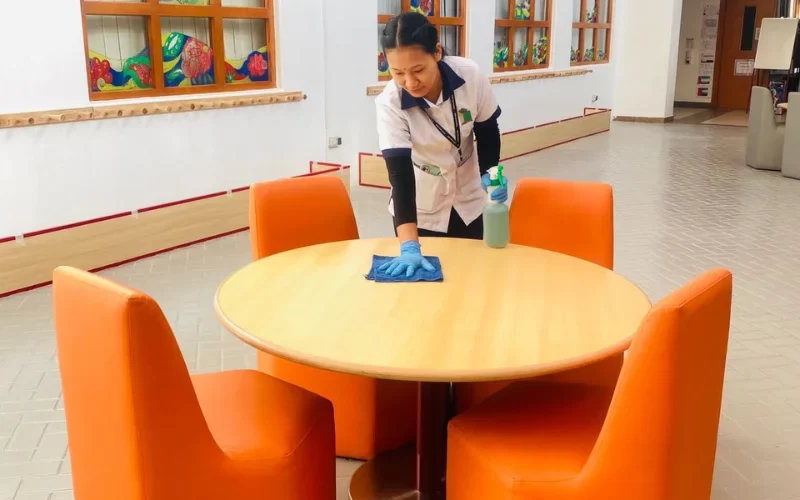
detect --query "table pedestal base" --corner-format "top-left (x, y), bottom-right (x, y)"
top-left (350, 382), bottom-right (449, 499)
top-left (348, 445), bottom-right (445, 500)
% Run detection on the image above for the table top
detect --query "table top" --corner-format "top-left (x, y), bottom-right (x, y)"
top-left (215, 238), bottom-right (651, 383)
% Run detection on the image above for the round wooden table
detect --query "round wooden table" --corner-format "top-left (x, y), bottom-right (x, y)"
top-left (215, 237), bottom-right (651, 499)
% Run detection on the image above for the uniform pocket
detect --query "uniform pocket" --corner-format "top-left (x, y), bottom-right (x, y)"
top-left (414, 166), bottom-right (444, 214)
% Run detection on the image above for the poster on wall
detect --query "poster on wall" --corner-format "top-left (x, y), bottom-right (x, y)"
top-left (697, 4), bottom-right (719, 100)
top-left (734, 59), bottom-right (755, 76)
top-left (702, 4), bottom-right (719, 40)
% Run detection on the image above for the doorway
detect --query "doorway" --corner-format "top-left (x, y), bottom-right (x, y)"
top-left (714, 0), bottom-right (777, 110)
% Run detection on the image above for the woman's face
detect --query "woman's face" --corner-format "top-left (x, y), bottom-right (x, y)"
top-left (385, 44), bottom-right (442, 99)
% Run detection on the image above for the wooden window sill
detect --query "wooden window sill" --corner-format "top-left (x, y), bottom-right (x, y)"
top-left (570, 61), bottom-right (611, 67)
top-left (488, 68), bottom-right (593, 84)
top-left (0, 90), bottom-right (306, 130)
top-left (366, 68), bottom-right (593, 96)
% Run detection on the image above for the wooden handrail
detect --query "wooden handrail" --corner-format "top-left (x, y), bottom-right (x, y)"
top-left (366, 68), bottom-right (593, 96)
top-left (0, 90), bottom-right (306, 130)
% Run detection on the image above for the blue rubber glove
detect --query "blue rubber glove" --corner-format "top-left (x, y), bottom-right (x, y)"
top-left (378, 240), bottom-right (436, 278)
top-left (481, 173), bottom-right (509, 203)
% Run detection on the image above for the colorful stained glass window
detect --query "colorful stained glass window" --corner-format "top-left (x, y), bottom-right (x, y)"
top-left (495, 0), bottom-right (551, 71)
top-left (494, 27), bottom-right (510, 69)
top-left (223, 19), bottom-right (269, 84)
top-left (515, 0), bottom-right (531, 21)
top-left (512, 28), bottom-right (528, 66)
top-left (572, 0), bottom-right (613, 66)
top-left (80, 0), bottom-right (276, 100)
top-left (161, 18), bottom-right (215, 87)
top-left (86, 15), bottom-right (153, 93)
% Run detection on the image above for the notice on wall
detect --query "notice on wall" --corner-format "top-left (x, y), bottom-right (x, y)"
top-left (702, 4), bottom-right (719, 40)
top-left (697, 4), bottom-right (719, 100)
top-left (735, 59), bottom-right (755, 76)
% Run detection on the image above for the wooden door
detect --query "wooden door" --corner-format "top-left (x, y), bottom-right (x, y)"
top-left (715, 0), bottom-right (776, 109)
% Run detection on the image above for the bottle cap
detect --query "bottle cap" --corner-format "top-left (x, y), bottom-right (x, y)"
top-left (488, 166), bottom-right (501, 186)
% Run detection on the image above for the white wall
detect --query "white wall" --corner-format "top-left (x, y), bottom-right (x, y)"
top-left (0, 0), bottom-right (327, 237)
top-left (613, 0), bottom-right (685, 118)
top-left (675, 0), bottom-right (720, 103)
top-left (1, 0), bottom-right (623, 237)
top-left (322, 0), bottom-right (376, 167)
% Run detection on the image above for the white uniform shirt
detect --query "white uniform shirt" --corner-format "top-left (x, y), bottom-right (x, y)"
top-left (376, 56), bottom-right (501, 233)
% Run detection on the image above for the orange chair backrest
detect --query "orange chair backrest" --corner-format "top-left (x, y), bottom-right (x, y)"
top-left (585, 269), bottom-right (733, 499)
top-left (53, 267), bottom-right (220, 500)
top-left (510, 178), bottom-right (614, 269)
top-left (249, 176), bottom-right (359, 260)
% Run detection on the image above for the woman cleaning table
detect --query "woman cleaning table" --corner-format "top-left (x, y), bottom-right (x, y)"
top-left (376, 12), bottom-right (507, 277)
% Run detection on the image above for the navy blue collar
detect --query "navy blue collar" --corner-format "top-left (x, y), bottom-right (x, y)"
top-left (400, 60), bottom-right (466, 110)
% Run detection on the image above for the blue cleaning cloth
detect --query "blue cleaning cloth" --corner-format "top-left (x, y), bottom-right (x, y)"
top-left (366, 255), bottom-right (444, 283)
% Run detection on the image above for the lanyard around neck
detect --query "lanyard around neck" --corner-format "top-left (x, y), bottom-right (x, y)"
top-left (422, 90), bottom-right (461, 150)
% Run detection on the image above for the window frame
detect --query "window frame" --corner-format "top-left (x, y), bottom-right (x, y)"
top-left (80, 0), bottom-right (276, 101)
top-left (571, 0), bottom-right (613, 66)
top-left (378, 0), bottom-right (467, 82)
top-left (493, 0), bottom-right (553, 72)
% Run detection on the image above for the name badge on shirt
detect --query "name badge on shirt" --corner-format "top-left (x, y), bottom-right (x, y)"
top-left (459, 108), bottom-right (473, 125)
top-left (418, 163), bottom-right (442, 176)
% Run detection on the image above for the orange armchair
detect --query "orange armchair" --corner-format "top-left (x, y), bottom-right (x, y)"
top-left (249, 176), bottom-right (417, 460)
top-left (447, 269), bottom-right (733, 500)
top-left (53, 267), bottom-right (336, 500)
top-left (455, 178), bottom-right (619, 413)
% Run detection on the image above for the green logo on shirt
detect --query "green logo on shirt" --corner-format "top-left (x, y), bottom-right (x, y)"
top-left (459, 108), bottom-right (473, 124)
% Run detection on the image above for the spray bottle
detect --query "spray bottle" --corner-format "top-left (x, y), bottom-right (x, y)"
top-left (483, 165), bottom-right (510, 249)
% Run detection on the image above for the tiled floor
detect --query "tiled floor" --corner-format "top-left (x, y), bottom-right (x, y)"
top-left (2, 121), bottom-right (800, 499)
top-left (673, 107), bottom-right (709, 121)
top-left (701, 109), bottom-right (749, 127)
top-left (673, 107), bottom-right (750, 127)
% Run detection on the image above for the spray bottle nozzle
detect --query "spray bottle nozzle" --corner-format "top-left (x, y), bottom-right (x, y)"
top-left (488, 165), bottom-right (505, 186)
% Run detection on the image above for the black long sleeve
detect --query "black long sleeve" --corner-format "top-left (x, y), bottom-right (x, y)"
top-left (385, 155), bottom-right (417, 227)
top-left (473, 117), bottom-right (501, 176)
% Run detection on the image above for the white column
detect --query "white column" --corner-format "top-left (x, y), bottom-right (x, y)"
top-left (612, 0), bottom-right (685, 119)
top-left (467, 0), bottom-right (495, 74)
